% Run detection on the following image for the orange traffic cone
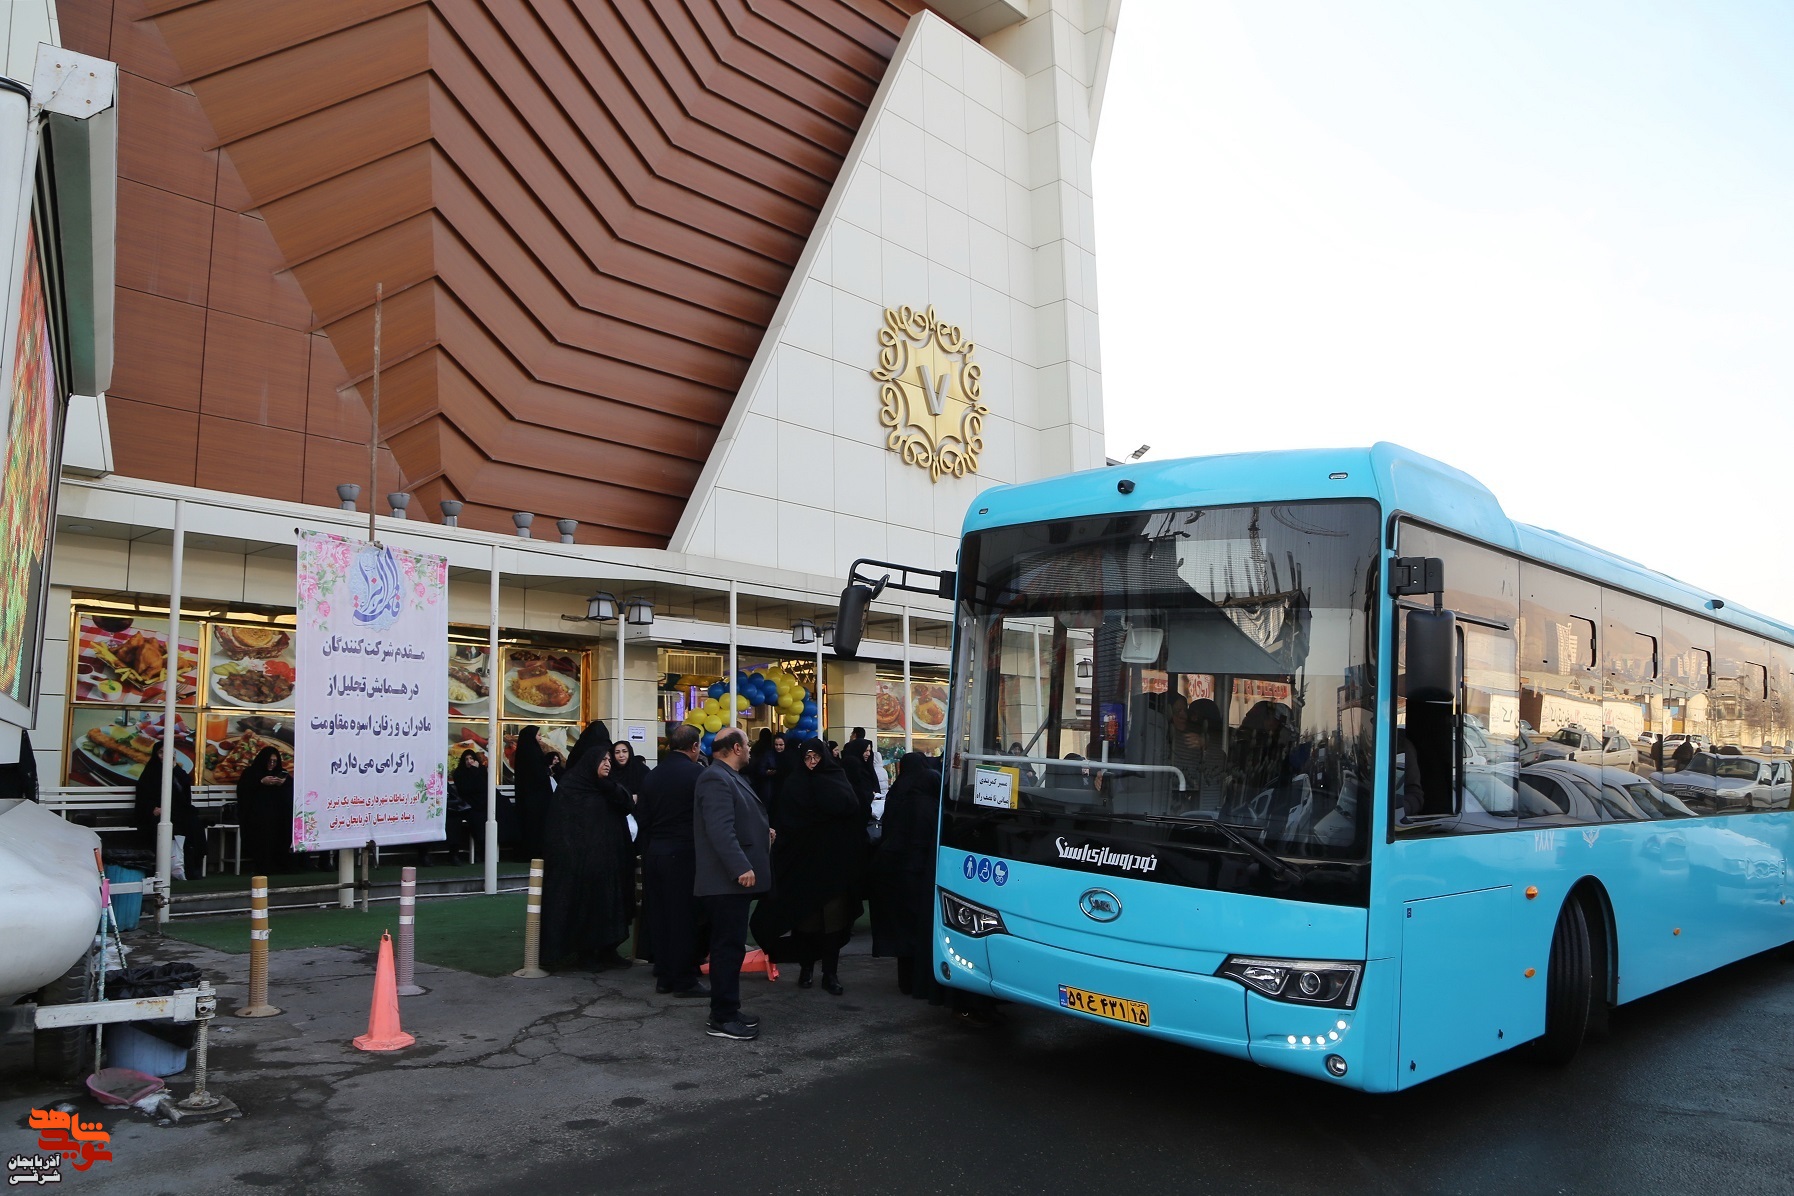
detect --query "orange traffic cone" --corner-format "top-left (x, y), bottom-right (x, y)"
top-left (352, 932), bottom-right (415, 1052)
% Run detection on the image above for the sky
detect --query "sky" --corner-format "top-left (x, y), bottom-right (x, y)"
top-left (1092, 0), bottom-right (1794, 618)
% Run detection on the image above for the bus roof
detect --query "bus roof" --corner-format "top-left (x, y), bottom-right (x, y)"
top-left (963, 442), bottom-right (1794, 645)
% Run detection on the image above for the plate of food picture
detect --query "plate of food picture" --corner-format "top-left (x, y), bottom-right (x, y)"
top-left (503, 650), bottom-right (581, 718)
top-left (875, 685), bottom-right (906, 732)
top-left (74, 616), bottom-right (197, 705)
top-left (212, 625), bottom-right (291, 661)
top-left (911, 684), bottom-right (948, 732)
top-left (504, 664), bottom-right (579, 717)
top-left (73, 712), bottom-right (196, 786)
top-left (210, 658), bottom-right (296, 709)
top-left (448, 649), bottom-right (491, 717)
top-left (206, 720), bottom-right (296, 786)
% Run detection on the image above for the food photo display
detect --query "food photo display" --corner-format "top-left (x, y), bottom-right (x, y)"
top-left (72, 614), bottom-right (199, 706)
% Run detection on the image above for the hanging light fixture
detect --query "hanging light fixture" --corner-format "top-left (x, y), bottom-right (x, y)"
top-left (1076, 657), bottom-right (1093, 680)
top-left (584, 590), bottom-right (618, 621)
top-left (792, 618), bottom-right (817, 645)
top-left (624, 595), bottom-right (654, 626)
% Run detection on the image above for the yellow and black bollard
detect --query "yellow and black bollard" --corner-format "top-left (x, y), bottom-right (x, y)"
top-left (235, 875), bottom-right (280, 1017)
top-left (513, 858), bottom-right (547, 978)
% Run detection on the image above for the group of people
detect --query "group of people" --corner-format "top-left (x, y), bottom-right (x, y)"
top-left (126, 741), bottom-right (297, 880)
top-left (531, 719), bottom-right (961, 1042)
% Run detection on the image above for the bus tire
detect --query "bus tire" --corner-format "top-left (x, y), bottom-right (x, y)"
top-left (32, 958), bottom-right (91, 1081)
top-left (1534, 898), bottom-right (1593, 1066)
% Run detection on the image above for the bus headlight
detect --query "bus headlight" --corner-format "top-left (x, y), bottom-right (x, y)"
top-left (1218, 956), bottom-right (1363, 1009)
top-left (939, 889), bottom-right (1007, 938)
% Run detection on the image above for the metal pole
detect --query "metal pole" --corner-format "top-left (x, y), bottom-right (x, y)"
top-left (816, 635), bottom-right (824, 740)
top-left (156, 498), bottom-right (185, 927)
top-left (236, 875), bottom-right (280, 1017)
top-left (396, 866), bottom-right (423, 995)
top-left (368, 282), bottom-right (382, 545)
top-left (359, 841), bottom-right (372, 914)
top-left (615, 605), bottom-right (626, 739)
top-left (337, 848), bottom-right (354, 909)
top-left (728, 582), bottom-right (737, 736)
top-left (1032, 625), bottom-right (1044, 739)
top-left (513, 858), bottom-right (547, 978)
top-left (486, 543), bottom-right (501, 895)
top-left (902, 605), bottom-right (913, 752)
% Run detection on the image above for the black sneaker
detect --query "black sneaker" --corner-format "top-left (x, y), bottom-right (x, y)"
top-left (706, 1019), bottom-right (759, 1040)
top-left (736, 1011), bottom-right (761, 1028)
top-left (671, 983), bottom-right (712, 999)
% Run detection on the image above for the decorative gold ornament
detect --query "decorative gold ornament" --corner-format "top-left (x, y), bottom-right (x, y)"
top-left (871, 304), bottom-right (986, 483)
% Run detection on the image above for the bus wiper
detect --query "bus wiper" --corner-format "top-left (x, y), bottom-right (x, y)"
top-left (1184, 812), bottom-right (1299, 883)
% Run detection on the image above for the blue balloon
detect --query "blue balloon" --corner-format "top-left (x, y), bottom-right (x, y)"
top-left (706, 681), bottom-right (727, 700)
top-left (801, 699), bottom-right (818, 715)
top-left (700, 732), bottom-right (715, 752)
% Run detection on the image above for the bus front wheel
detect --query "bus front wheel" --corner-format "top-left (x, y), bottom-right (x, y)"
top-left (1534, 898), bottom-right (1593, 1065)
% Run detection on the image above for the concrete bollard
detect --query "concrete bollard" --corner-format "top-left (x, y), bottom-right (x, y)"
top-left (235, 875), bottom-right (280, 1017)
top-left (395, 866), bottom-right (424, 996)
top-left (513, 858), bottom-right (547, 978)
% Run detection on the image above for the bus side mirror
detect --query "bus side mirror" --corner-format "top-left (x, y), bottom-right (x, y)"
top-left (1405, 608), bottom-right (1459, 815)
top-left (834, 582), bottom-right (877, 660)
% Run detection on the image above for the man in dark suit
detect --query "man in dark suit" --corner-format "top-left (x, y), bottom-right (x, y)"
top-left (693, 727), bottom-right (772, 1040)
top-left (637, 723), bottom-right (708, 998)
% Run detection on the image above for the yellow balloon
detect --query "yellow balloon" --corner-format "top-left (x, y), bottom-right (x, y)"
top-left (734, 694), bottom-right (751, 710)
top-left (702, 715), bottom-right (723, 733)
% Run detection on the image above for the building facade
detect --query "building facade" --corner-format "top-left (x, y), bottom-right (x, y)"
top-left (33, 0), bottom-right (1117, 793)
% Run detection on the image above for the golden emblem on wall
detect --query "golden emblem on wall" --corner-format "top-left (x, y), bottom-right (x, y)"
top-left (871, 305), bottom-right (986, 483)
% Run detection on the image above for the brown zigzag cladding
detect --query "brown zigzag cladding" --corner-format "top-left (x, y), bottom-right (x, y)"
top-left (64, 0), bottom-right (927, 541)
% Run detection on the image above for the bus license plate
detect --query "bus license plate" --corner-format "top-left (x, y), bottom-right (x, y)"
top-left (1058, 984), bottom-right (1150, 1027)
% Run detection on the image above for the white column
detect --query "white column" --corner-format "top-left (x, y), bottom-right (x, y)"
top-left (155, 498), bottom-right (185, 925)
top-left (615, 609), bottom-right (626, 740)
top-left (902, 605), bottom-right (912, 752)
top-left (816, 635), bottom-right (824, 739)
top-left (727, 582), bottom-right (737, 737)
top-left (485, 543), bottom-right (500, 895)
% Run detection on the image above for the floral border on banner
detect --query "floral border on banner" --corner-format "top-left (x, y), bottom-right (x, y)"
top-left (294, 531), bottom-right (449, 851)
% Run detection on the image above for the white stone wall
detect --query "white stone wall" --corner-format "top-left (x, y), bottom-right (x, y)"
top-left (672, 3), bottom-right (1116, 582)
top-left (0, 1), bottom-right (59, 84)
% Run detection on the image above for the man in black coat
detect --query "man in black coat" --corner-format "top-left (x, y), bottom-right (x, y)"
top-left (693, 727), bottom-right (772, 1040)
top-left (637, 724), bottom-right (709, 998)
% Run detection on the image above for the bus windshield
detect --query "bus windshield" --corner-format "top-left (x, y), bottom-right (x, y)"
top-left (950, 499), bottom-right (1381, 868)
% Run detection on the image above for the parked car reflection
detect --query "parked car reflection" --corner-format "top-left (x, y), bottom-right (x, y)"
top-left (1650, 753), bottom-right (1791, 812)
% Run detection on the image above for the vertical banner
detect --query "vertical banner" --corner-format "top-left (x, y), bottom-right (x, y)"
top-left (294, 531), bottom-right (448, 850)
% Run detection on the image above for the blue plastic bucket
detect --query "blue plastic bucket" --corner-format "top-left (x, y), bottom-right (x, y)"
top-left (104, 1023), bottom-right (189, 1077)
top-left (104, 865), bottom-right (145, 930)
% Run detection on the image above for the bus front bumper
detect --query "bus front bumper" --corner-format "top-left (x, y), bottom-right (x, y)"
top-left (942, 931), bottom-right (1379, 1086)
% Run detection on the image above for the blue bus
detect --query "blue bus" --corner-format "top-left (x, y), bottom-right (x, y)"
top-left (876, 443), bottom-right (1794, 1091)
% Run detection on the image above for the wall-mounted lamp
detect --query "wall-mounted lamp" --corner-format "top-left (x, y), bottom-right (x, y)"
top-left (336, 483), bottom-right (360, 511)
top-left (563, 590), bottom-right (618, 624)
top-left (624, 595), bottom-right (655, 626)
top-left (387, 492), bottom-right (410, 519)
top-left (557, 519), bottom-right (578, 544)
top-left (792, 618), bottom-right (817, 645)
top-left (439, 500), bottom-right (463, 527)
top-left (513, 512), bottom-right (534, 538)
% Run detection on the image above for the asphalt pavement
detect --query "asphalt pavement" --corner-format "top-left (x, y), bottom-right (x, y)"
top-left (5, 928), bottom-right (1793, 1196)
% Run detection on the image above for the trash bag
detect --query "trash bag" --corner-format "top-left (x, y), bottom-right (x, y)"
top-left (104, 963), bottom-right (203, 1048)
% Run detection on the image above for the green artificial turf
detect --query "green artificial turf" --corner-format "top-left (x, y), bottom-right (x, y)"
top-left (163, 893), bottom-right (529, 978)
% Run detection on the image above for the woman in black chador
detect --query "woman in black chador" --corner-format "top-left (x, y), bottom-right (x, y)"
top-left (512, 727), bottom-right (554, 860)
top-left (841, 739), bottom-right (881, 817)
top-left (134, 741), bottom-right (203, 877)
top-left (751, 737), bottom-right (865, 994)
top-left (609, 740), bottom-right (651, 802)
top-left (539, 743), bottom-right (635, 970)
top-left (870, 752), bottom-right (942, 996)
top-left (565, 719), bottom-right (613, 771)
top-left (237, 746), bottom-right (295, 876)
